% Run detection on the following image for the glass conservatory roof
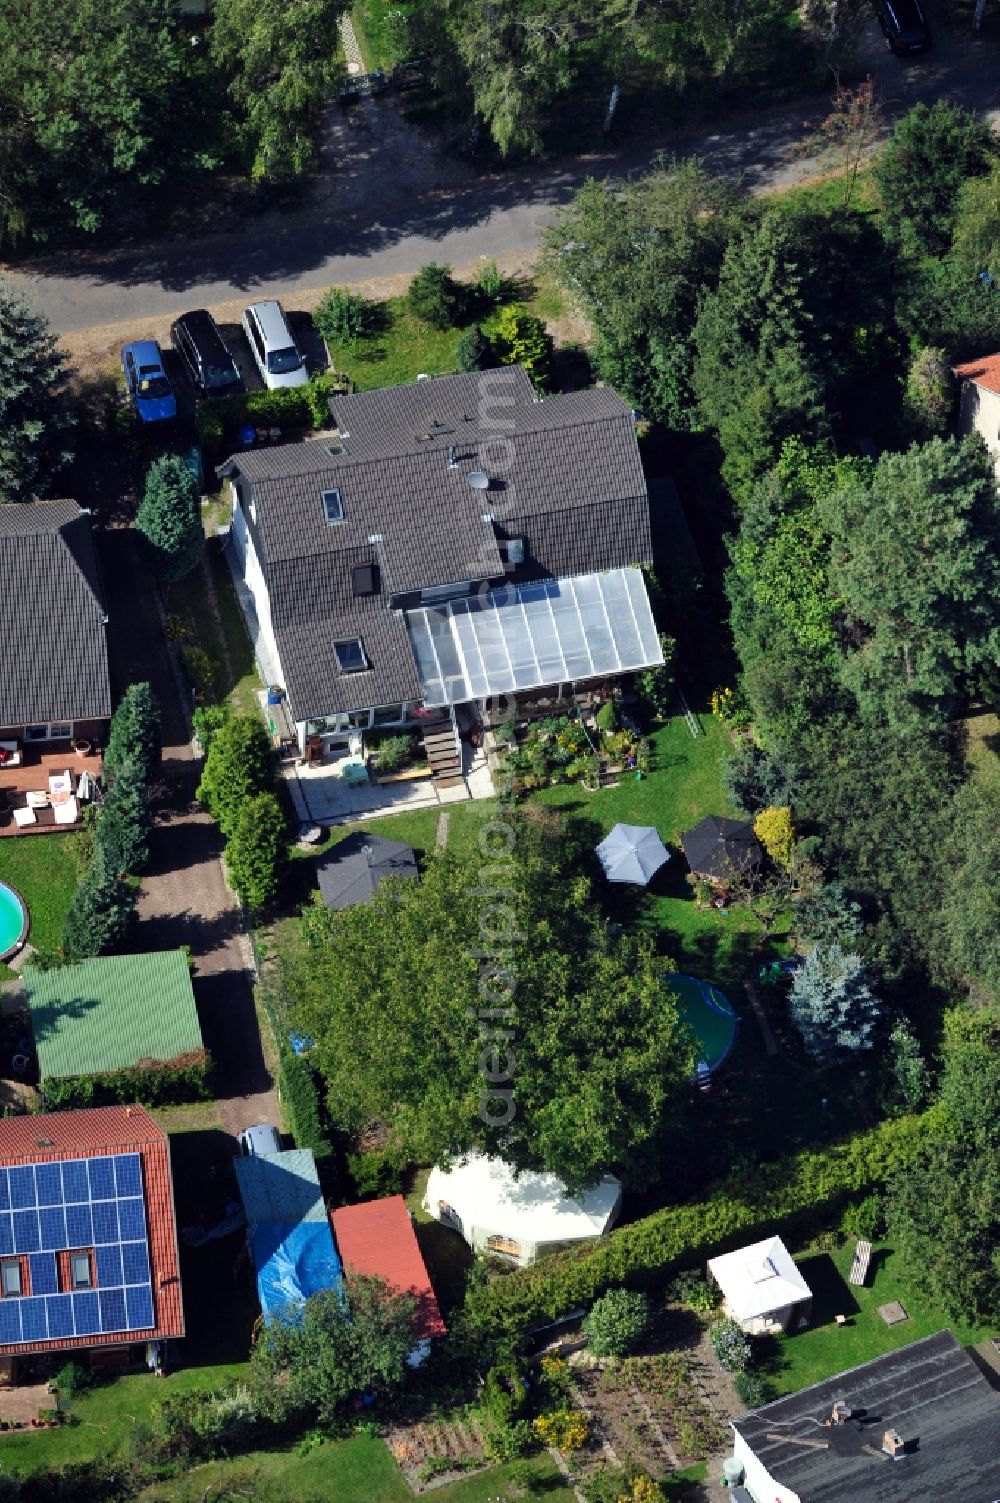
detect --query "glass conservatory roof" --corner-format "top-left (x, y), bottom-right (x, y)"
top-left (405, 568), bottom-right (663, 707)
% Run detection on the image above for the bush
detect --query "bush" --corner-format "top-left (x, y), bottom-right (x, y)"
top-left (666, 1269), bottom-right (718, 1315)
top-left (532, 1408), bottom-right (588, 1451)
top-left (373, 733), bottom-right (418, 772)
top-left (279, 1049), bottom-right (332, 1157)
top-left (583, 1288), bottom-right (651, 1357)
top-left (455, 326), bottom-right (494, 371)
top-left (595, 699), bottom-right (621, 735)
top-left (347, 1147), bottom-right (405, 1198)
top-left (61, 845), bottom-right (137, 960)
top-left (226, 791), bottom-right (287, 910)
top-left (753, 806), bottom-right (794, 869)
top-left (903, 346), bottom-right (954, 438)
top-left (180, 644), bottom-right (220, 703)
top-left (195, 383), bottom-right (329, 462)
top-left (634, 635), bottom-right (677, 721)
top-left (709, 1317), bottom-right (751, 1374)
top-left (493, 304), bottom-right (553, 390)
top-left (733, 1371), bottom-right (770, 1409)
top-left (196, 714), bottom-right (272, 838)
top-left (407, 262), bottom-right (463, 329)
top-left (95, 759), bottom-right (152, 877)
top-left (840, 1191), bottom-right (883, 1242)
top-left (137, 454), bottom-right (203, 584)
top-left (53, 1361), bottom-right (92, 1398)
top-left (476, 258), bottom-right (516, 305)
top-left (192, 703), bottom-right (229, 754)
top-left (461, 1114), bottom-right (928, 1337)
top-left (315, 286), bottom-right (379, 343)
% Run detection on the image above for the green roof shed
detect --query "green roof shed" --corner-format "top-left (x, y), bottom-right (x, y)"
top-left (24, 950), bottom-right (204, 1082)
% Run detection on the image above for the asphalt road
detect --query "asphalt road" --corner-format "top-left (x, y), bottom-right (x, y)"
top-left (4, 16), bottom-right (1000, 335)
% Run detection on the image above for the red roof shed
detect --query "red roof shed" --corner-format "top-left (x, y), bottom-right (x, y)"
top-left (330, 1195), bottom-right (445, 1342)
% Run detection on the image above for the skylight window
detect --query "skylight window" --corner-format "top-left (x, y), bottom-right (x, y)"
top-left (322, 488), bottom-right (344, 524)
top-left (334, 638), bottom-right (368, 673)
top-left (352, 564), bottom-right (376, 598)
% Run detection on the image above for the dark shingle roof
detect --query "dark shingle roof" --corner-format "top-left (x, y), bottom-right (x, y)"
top-left (316, 831), bottom-right (418, 909)
top-left (733, 1331), bottom-right (1000, 1503)
top-left (224, 374), bottom-right (652, 721)
top-left (0, 502), bottom-right (110, 726)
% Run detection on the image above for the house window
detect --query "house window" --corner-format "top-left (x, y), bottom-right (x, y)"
top-left (502, 538), bottom-right (525, 567)
top-left (1, 1260), bottom-right (22, 1297)
top-left (372, 704), bottom-right (404, 726)
top-left (24, 726), bottom-right (48, 742)
top-left (322, 489), bottom-right (344, 524)
top-left (352, 563), bottom-right (376, 597)
top-left (486, 1234), bottom-right (522, 1259)
top-left (49, 723), bottom-right (72, 740)
top-left (70, 1252), bottom-right (92, 1291)
top-left (334, 639), bottom-right (367, 673)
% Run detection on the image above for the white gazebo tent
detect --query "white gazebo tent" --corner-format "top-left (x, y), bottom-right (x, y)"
top-left (423, 1155), bottom-right (622, 1267)
top-left (708, 1236), bottom-right (813, 1335)
top-left (596, 823), bottom-right (670, 885)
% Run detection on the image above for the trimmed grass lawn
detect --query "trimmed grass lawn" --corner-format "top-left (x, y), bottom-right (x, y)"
top-left (760, 1240), bottom-right (991, 1398)
top-left (139, 1436), bottom-right (574, 1501)
top-left (325, 298), bottom-right (471, 391)
top-left (0, 833), bottom-right (81, 972)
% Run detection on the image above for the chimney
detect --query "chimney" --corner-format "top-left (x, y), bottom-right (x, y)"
top-left (831, 1401), bottom-right (852, 1426)
top-left (882, 1429), bottom-right (906, 1459)
top-left (448, 445), bottom-right (457, 469)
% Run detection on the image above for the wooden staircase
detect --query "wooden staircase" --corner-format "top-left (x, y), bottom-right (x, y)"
top-left (421, 714), bottom-right (463, 787)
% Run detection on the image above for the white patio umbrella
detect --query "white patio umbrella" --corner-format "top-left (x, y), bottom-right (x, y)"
top-left (595, 823), bottom-right (670, 885)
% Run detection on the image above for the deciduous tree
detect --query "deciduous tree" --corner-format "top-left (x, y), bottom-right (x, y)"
top-left (250, 1276), bottom-right (416, 1425)
top-left (875, 99), bottom-right (995, 257)
top-left (942, 778), bottom-right (1000, 1001)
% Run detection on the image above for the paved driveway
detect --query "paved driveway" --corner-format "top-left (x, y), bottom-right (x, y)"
top-left (5, 17), bottom-right (1000, 335)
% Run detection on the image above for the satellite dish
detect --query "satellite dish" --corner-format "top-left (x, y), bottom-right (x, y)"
top-left (468, 471), bottom-right (490, 490)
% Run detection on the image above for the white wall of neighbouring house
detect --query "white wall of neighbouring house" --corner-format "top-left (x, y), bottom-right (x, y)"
top-left (957, 380), bottom-right (1000, 480)
top-left (732, 1430), bottom-right (801, 1503)
top-left (229, 493), bottom-right (286, 696)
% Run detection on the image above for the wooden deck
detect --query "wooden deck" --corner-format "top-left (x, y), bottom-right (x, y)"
top-left (0, 748), bottom-right (102, 837)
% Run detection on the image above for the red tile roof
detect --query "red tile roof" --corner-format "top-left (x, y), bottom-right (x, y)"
top-left (330, 1195), bottom-right (446, 1342)
top-left (0, 1106), bottom-right (184, 1355)
top-left (953, 353), bottom-right (1000, 395)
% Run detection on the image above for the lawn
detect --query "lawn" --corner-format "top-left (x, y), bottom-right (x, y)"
top-left (324, 298), bottom-right (472, 392)
top-left (759, 1240), bottom-right (992, 1398)
top-left (0, 832), bottom-right (82, 971)
top-left (165, 537), bottom-right (261, 717)
top-left (139, 1435), bottom-right (574, 1501)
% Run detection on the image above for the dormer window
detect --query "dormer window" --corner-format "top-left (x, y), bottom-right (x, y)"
top-left (322, 489), bottom-right (344, 524)
top-left (334, 638), bottom-right (368, 673)
top-left (352, 564), bottom-right (376, 598)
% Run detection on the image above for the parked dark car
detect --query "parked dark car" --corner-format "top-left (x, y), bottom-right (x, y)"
top-left (875, 0), bottom-right (931, 54)
top-left (170, 309), bottom-right (245, 399)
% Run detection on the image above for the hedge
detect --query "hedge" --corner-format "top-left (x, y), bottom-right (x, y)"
top-left (257, 972), bottom-right (332, 1158)
top-left (196, 374), bottom-right (338, 463)
top-left (463, 1114), bottom-right (929, 1338)
top-left (40, 1053), bottom-right (213, 1111)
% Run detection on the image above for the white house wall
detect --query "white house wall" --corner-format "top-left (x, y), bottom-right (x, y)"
top-left (732, 1429), bottom-right (801, 1503)
top-left (229, 497), bottom-right (286, 696)
top-left (958, 380), bottom-right (1000, 481)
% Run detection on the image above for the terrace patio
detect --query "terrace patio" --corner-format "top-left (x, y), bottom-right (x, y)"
top-left (0, 746), bottom-right (102, 836)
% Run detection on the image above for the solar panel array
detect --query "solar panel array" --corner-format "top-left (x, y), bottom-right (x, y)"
top-left (0, 1153), bottom-right (155, 1346)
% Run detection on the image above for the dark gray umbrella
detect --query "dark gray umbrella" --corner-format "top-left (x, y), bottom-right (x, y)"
top-left (681, 815), bottom-right (762, 880)
top-left (316, 832), bottom-right (418, 910)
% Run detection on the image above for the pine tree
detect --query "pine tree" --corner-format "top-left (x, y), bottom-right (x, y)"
top-left (0, 276), bottom-right (73, 499)
top-left (62, 845), bottom-right (137, 960)
top-left (136, 455), bottom-right (203, 583)
top-left (95, 759), bottom-right (152, 876)
top-left (787, 943), bottom-right (881, 1067)
top-left (103, 683), bottom-right (161, 786)
top-left (226, 792), bottom-right (287, 910)
top-left (196, 714), bottom-right (271, 839)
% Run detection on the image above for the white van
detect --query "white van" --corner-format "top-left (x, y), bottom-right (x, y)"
top-left (242, 300), bottom-right (309, 389)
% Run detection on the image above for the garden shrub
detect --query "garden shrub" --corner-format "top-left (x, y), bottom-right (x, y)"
top-left (595, 698), bottom-right (621, 734)
top-left (180, 644), bottom-right (220, 703)
top-left (347, 1146), bottom-right (405, 1198)
top-left (192, 703), bottom-right (229, 754)
top-left (407, 262), bottom-right (463, 329)
top-left (532, 1408), bottom-right (588, 1451)
top-left (462, 1114), bottom-right (928, 1337)
top-left (666, 1269), bottom-right (719, 1315)
top-left (493, 304), bottom-right (553, 390)
top-left (226, 791), bottom-right (287, 911)
top-left (455, 325), bottom-right (494, 371)
top-left (584, 1466), bottom-right (665, 1503)
top-left (315, 286), bottom-right (379, 343)
top-left (372, 733), bottom-right (419, 772)
top-left (709, 1317), bottom-right (751, 1374)
top-left (753, 806), bottom-right (794, 869)
top-left (839, 1191), bottom-right (883, 1242)
top-left (279, 1049), bottom-right (333, 1158)
top-left (41, 1054), bottom-right (212, 1111)
top-left (733, 1371), bottom-right (771, 1409)
top-left (196, 713), bottom-right (272, 838)
top-left (195, 380), bottom-right (333, 461)
top-left (583, 1288), bottom-right (650, 1357)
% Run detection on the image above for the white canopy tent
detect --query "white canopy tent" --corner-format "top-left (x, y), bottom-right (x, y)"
top-left (708, 1236), bottom-right (813, 1335)
top-left (596, 823), bottom-right (670, 885)
top-left (424, 1155), bottom-right (622, 1266)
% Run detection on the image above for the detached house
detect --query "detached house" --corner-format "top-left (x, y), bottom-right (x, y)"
top-left (220, 369), bottom-right (664, 761)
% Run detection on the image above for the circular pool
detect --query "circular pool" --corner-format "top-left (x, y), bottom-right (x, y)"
top-left (0, 882), bottom-right (29, 961)
top-left (664, 972), bottom-right (739, 1075)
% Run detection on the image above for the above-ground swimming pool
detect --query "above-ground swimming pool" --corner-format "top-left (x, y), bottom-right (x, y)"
top-left (664, 973), bottom-right (739, 1075)
top-left (0, 882), bottom-right (29, 961)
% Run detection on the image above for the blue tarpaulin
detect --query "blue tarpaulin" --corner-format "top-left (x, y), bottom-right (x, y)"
top-left (250, 1219), bottom-right (343, 1323)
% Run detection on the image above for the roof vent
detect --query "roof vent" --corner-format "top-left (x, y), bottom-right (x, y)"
top-left (830, 1402), bottom-right (851, 1426)
top-left (468, 472), bottom-right (490, 490)
top-left (448, 445), bottom-right (458, 469)
top-left (882, 1429), bottom-right (906, 1459)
